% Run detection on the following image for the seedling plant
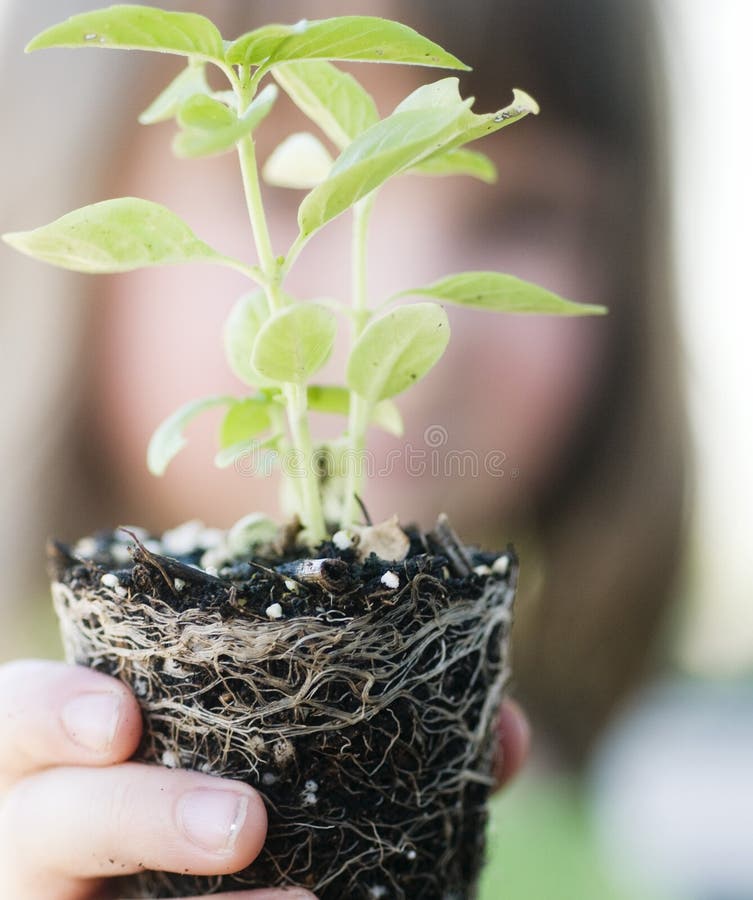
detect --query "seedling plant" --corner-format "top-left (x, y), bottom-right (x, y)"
top-left (4, 4), bottom-right (604, 547)
top-left (4, 7), bottom-right (607, 897)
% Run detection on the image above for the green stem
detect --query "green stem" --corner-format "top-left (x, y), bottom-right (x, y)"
top-left (235, 130), bottom-right (326, 543)
top-left (341, 195), bottom-right (376, 529)
top-left (283, 383), bottom-right (326, 540)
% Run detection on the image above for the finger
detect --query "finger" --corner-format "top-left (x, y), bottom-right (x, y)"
top-left (0, 763), bottom-right (267, 899)
top-left (494, 698), bottom-right (531, 789)
top-left (0, 659), bottom-right (142, 787)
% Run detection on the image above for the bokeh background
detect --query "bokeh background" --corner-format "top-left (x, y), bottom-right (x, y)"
top-left (1, 1), bottom-right (752, 898)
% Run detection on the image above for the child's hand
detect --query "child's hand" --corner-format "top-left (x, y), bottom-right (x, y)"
top-left (0, 660), bottom-right (316, 900)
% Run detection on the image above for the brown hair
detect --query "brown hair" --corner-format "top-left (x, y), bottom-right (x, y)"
top-left (409, 0), bottom-right (689, 765)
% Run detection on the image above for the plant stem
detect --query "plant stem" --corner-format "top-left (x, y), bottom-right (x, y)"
top-left (284, 383), bottom-right (327, 541)
top-left (341, 195), bottom-right (376, 529)
top-left (235, 128), bottom-right (327, 543)
top-left (237, 136), bottom-right (282, 311)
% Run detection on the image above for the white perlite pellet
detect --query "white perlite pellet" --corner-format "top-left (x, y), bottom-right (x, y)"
top-left (332, 529), bottom-right (356, 550)
top-left (74, 537), bottom-right (98, 558)
top-left (380, 570), bottom-right (399, 589)
top-left (173, 578), bottom-right (186, 591)
top-left (492, 555), bottom-right (509, 576)
top-left (100, 573), bottom-right (120, 590)
top-left (266, 603), bottom-right (283, 619)
top-left (161, 751), bottom-right (179, 769)
top-left (473, 564), bottom-right (492, 576)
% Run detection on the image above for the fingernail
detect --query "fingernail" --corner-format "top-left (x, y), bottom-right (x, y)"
top-left (61, 692), bottom-right (121, 752)
top-left (177, 789), bottom-right (249, 854)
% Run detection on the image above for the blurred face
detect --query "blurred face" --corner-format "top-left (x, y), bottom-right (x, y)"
top-left (92, 62), bottom-right (617, 541)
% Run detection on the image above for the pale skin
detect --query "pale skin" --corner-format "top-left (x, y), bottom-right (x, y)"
top-left (0, 660), bottom-right (529, 899)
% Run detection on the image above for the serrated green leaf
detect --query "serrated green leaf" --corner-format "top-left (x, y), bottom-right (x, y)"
top-left (346, 303), bottom-right (450, 402)
top-left (297, 104), bottom-right (470, 237)
top-left (173, 84), bottom-right (278, 159)
top-left (148, 395), bottom-right (232, 476)
top-left (411, 147), bottom-right (497, 182)
top-left (223, 292), bottom-right (275, 388)
top-left (307, 386), bottom-right (404, 436)
top-left (252, 303), bottom-right (337, 384)
top-left (2, 198), bottom-right (221, 273)
top-left (226, 16), bottom-right (469, 70)
top-left (139, 62), bottom-right (211, 125)
top-left (26, 5), bottom-right (225, 64)
top-left (263, 133), bottom-right (334, 189)
top-left (396, 272), bottom-right (607, 316)
top-left (272, 60), bottom-right (379, 150)
top-left (219, 397), bottom-right (273, 449)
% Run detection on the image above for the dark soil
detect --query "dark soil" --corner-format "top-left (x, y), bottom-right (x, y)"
top-left (50, 519), bottom-right (517, 900)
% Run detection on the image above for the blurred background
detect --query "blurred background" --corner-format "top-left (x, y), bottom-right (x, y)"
top-left (1, 1), bottom-right (752, 898)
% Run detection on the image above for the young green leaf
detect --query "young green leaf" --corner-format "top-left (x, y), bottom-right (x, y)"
top-left (263, 133), bottom-right (334, 189)
top-left (251, 303), bottom-right (337, 384)
top-left (395, 77), bottom-right (539, 149)
top-left (26, 5), bottom-right (225, 65)
top-left (173, 84), bottom-right (278, 159)
top-left (147, 395), bottom-right (232, 476)
top-left (297, 104), bottom-right (471, 238)
top-left (177, 94), bottom-right (235, 131)
top-left (272, 60), bottom-right (379, 150)
top-left (346, 303), bottom-right (450, 402)
top-left (2, 198), bottom-right (222, 273)
top-left (219, 397), bottom-right (274, 449)
top-left (139, 62), bottom-right (211, 125)
top-left (223, 292), bottom-right (274, 387)
top-left (297, 80), bottom-right (540, 238)
top-left (226, 16), bottom-right (469, 70)
top-left (396, 272), bottom-right (607, 316)
top-left (411, 147), bottom-right (497, 183)
top-left (307, 386), bottom-right (404, 436)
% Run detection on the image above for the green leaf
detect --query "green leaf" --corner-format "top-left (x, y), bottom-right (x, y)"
top-left (139, 62), bottom-right (211, 125)
top-left (26, 5), bottom-right (225, 64)
top-left (223, 292), bottom-right (275, 387)
top-left (219, 397), bottom-right (273, 449)
top-left (346, 303), bottom-right (450, 402)
top-left (176, 94), bottom-right (235, 131)
top-left (272, 60), bottom-right (379, 150)
top-left (2, 198), bottom-right (221, 273)
top-left (411, 147), bottom-right (497, 183)
top-left (173, 84), bottom-right (278, 159)
top-left (226, 16), bottom-right (469, 70)
top-left (297, 103), bottom-right (471, 237)
top-left (252, 303), bottom-right (337, 384)
top-left (263, 132), bottom-right (334, 189)
top-left (297, 81), bottom-right (538, 238)
top-left (397, 272), bottom-right (607, 316)
top-left (307, 386), bottom-right (404, 436)
top-left (148, 395), bottom-right (232, 476)
top-left (395, 77), bottom-right (539, 149)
